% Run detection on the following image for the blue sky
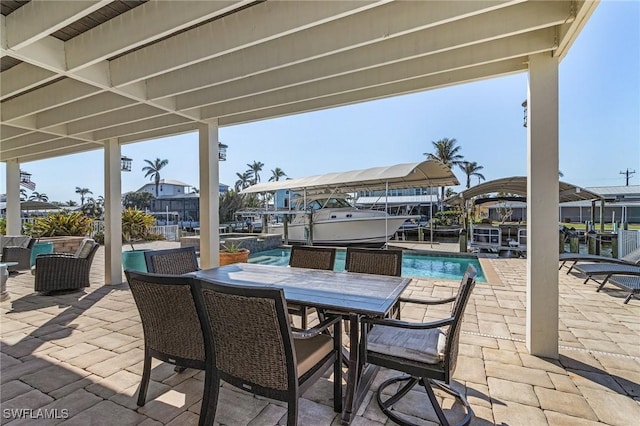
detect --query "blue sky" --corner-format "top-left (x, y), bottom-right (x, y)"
top-left (3, 1), bottom-right (639, 203)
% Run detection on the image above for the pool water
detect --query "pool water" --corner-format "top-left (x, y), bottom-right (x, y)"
top-left (249, 248), bottom-right (486, 282)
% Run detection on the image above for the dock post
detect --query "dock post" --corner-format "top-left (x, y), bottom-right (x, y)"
top-left (611, 233), bottom-right (619, 259)
top-left (587, 231), bottom-right (597, 255)
top-left (283, 215), bottom-right (289, 245)
top-left (569, 235), bottom-right (580, 253)
top-left (459, 228), bottom-right (467, 253)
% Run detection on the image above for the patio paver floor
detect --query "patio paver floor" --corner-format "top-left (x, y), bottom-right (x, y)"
top-left (1, 241), bottom-right (638, 425)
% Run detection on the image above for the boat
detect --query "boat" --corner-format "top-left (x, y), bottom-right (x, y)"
top-left (286, 193), bottom-right (416, 245)
top-left (240, 160), bottom-right (460, 246)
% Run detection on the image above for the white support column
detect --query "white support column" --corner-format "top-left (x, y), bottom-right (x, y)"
top-left (526, 53), bottom-right (559, 358)
top-left (104, 139), bottom-right (123, 285)
top-left (198, 122), bottom-right (220, 269)
top-left (5, 160), bottom-right (21, 235)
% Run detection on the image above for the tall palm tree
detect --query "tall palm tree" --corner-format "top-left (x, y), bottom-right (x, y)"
top-left (269, 167), bottom-right (287, 182)
top-left (424, 137), bottom-right (464, 207)
top-left (19, 188), bottom-right (28, 201)
top-left (28, 191), bottom-right (49, 202)
top-left (75, 187), bottom-right (93, 206)
top-left (459, 161), bottom-right (485, 189)
top-left (246, 161), bottom-right (264, 185)
top-left (235, 172), bottom-right (252, 191)
top-left (142, 158), bottom-right (169, 198)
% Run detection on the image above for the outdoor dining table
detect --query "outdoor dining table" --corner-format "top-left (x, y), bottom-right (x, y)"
top-left (191, 262), bottom-right (412, 425)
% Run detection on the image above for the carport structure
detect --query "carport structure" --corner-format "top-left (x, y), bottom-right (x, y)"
top-left (1, 0), bottom-right (599, 358)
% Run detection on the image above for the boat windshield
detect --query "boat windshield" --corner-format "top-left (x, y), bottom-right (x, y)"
top-left (308, 197), bottom-right (352, 210)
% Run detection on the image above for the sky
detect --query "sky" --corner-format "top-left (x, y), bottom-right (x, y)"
top-left (2, 1), bottom-right (639, 203)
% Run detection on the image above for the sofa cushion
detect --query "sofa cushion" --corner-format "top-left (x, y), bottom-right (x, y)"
top-left (76, 239), bottom-right (96, 259)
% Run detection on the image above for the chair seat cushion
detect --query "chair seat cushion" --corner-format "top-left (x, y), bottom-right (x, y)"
top-left (367, 325), bottom-right (446, 364)
top-left (294, 334), bottom-right (333, 377)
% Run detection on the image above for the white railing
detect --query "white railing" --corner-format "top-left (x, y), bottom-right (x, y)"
top-left (92, 221), bottom-right (104, 236)
top-left (150, 225), bottom-right (180, 241)
top-left (618, 229), bottom-right (640, 258)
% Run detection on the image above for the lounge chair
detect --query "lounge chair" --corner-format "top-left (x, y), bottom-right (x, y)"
top-left (34, 239), bottom-right (99, 293)
top-left (606, 275), bottom-right (640, 304)
top-left (559, 247), bottom-right (640, 274)
top-left (573, 263), bottom-right (640, 286)
top-left (1, 236), bottom-right (34, 272)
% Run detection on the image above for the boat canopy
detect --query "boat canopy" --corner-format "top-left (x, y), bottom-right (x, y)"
top-left (444, 176), bottom-right (603, 206)
top-left (241, 160), bottom-right (459, 194)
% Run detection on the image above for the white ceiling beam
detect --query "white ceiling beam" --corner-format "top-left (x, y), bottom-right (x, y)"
top-left (556, 1), bottom-right (599, 60)
top-left (201, 30), bottom-right (553, 119)
top-left (92, 115), bottom-right (192, 141)
top-left (66, 0), bottom-right (252, 69)
top-left (2, 78), bottom-right (100, 121)
top-left (109, 0), bottom-right (387, 86)
top-left (5, 0), bottom-right (110, 50)
top-left (177, 5), bottom-right (567, 110)
top-left (36, 92), bottom-right (136, 129)
top-left (219, 59), bottom-right (527, 127)
top-left (0, 63), bottom-right (58, 100)
top-left (147, 0), bottom-right (515, 99)
top-left (0, 125), bottom-right (30, 140)
top-left (67, 105), bottom-right (168, 135)
top-left (1, 140), bottom-right (102, 163)
top-left (119, 123), bottom-right (198, 145)
top-left (1, 131), bottom-right (67, 151)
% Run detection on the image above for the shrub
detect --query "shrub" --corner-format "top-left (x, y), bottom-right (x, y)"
top-left (93, 231), bottom-right (105, 245)
top-left (121, 208), bottom-right (156, 250)
top-left (31, 212), bottom-right (93, 237)
top-left (0, 217), bottom-right (5, 235)
top-left (144, 232), bottom-right (165, 241)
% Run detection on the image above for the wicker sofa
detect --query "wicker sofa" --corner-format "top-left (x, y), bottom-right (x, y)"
top-left (1, 236), bottom-right (35, 272)
top-left (34, 239), bottom-right (99, 293)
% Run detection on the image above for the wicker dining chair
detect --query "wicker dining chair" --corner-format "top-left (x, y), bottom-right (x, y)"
top-left (144, 246), bottom-right (200, 275)
top-left (124, 271), bottom-right (207, 413)
top-left (345, 247), bottom-right (403, 277)
top-left (360, 265), bottom-right (477, 426)
top-left (34, 239), bottom-right (99, 292)
top-left (191, 278), bottom-right (343, 426)
top-left (288, 245), bottom-right (336, 328)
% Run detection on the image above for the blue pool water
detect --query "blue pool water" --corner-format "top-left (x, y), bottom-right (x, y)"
top-left (249, 248), bottom-right (486, 282)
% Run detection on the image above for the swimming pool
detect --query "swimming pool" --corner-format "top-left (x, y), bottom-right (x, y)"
top-left (248, 248), bottom-right (486, 282)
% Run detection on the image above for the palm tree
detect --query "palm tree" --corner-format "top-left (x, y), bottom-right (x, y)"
top-left (65, 200), bottom-right (78, 207)
top-left (142, 158), bottom-right (169, 198)
top-left (235, 172), bottom-right (252, 191)
top-left (75, 187), bottom-right (93, 206)
top-left (559, 170), bottom-right (564, 178)
top-left (19, 188), bottom-right (28, 201)
top-left (269, 167), bottom-right (287, 182)
top-left (28, 191), bottom-right (49, 202)
top-left (246, 161), bottom-right (264, 185)
top-left (459, 161), bottom-right (485, 189)
top-left (424, 137), bottom-right (464, 207)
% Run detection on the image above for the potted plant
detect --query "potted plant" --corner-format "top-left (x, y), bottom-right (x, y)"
top-left (219, 239), bottom-right (250, 266)
top-left (121, 208), bottom-right (156, 272)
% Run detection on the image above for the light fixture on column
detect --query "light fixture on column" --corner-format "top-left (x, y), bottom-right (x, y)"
top-left (521, 100), bottom-right (528, 128)
top-left (121, 156), bottom-right (133, 172)
top-left (19, 170), bottom-right (36, 190)
top-left (218, 143), bottom-right (228, 161)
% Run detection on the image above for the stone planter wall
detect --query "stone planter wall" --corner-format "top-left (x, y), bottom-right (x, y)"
top-left (37, 236), bottom-right (87, 254)
top-left (180, 233), bottom-right (282, 254)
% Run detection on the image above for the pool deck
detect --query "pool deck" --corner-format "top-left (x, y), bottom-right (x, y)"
top-left (2, 241), bottom-right (639, 425)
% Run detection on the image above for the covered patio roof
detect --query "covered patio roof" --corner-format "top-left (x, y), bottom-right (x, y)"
top-left (1, 0), bottom-right (596, 163)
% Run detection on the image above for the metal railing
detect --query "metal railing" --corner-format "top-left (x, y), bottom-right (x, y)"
top-left (149, 225), bottom-right (180, 241)
top-left (618, 229), bottom-right (640, 258)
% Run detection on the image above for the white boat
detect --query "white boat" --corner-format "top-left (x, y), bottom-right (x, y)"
top-left (287, 193), bottom-right (416, 245)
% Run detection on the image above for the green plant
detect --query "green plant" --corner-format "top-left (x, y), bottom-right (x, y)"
top-left (31, 211), bottom-right (93, 237)
top-left (144, 232), bottom-right (166, 241)
top-left (0, 217), bottom-right (5, 235)
top-left (221, 239), bottom-right (245, 253)
top-left (121, 208), bottom-right (156, 250)
top-left (93, 231), bottom-right (105, 245)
